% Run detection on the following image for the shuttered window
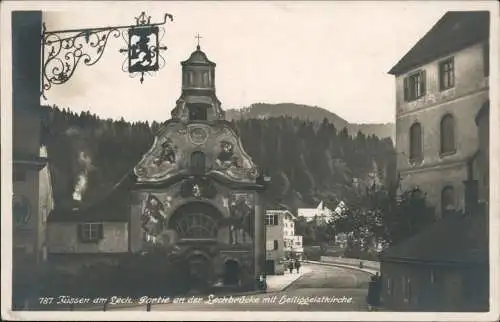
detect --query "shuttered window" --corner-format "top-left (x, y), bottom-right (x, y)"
top-left (403, 70), bottom-right (426, 101)
top-left (439, 58), bottom-right (455, 90)
top-left (409, 122), bottom-right (423, 162)
top-left (440, 114), bottom-right (455, 154)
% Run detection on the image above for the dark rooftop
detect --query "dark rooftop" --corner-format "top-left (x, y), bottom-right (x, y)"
top-left (379, 211), bottom-right (488, 264)
top-left (389, 11), bottom-right (490, 75)
top-left (181, 46), bottom-right (216, 67)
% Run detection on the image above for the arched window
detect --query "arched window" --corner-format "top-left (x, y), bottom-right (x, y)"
top-left (409, 122), bottom-right (423, 162)
top-left (202, 71), bottom-right (209, 87)
top-left (440, 114), bottom-right (455, 154)
top-left (441, 186), bottom-right (455, 216)
top-left (190, 151), bottom-right (206, 175)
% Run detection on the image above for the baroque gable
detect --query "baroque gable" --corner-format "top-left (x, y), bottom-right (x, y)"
top-left (134, 121), bottom-right (259, 184)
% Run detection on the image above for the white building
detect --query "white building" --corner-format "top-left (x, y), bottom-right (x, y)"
top-left (297, 200), bottom-right (335, 223)
top-left (265, 207), bottom-right (304, 274)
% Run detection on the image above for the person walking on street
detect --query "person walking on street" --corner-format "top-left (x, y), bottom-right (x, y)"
top-left (288, 261), bottom-right (294, 274)
top-left (295, 260), bottom-right (301, 273)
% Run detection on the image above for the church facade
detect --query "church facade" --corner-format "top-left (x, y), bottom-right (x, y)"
top-left (128, 44), bottom-right (269, 290)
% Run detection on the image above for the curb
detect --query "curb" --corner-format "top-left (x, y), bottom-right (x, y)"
top-left (304, 260), bottom-right (379, 276)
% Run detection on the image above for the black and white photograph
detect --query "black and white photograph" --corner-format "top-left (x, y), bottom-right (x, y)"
top-left (1, 1), bottom-right (499, 321)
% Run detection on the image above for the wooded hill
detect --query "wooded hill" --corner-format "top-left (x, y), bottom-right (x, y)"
top-left (40, 105), bottom-right (396, 211)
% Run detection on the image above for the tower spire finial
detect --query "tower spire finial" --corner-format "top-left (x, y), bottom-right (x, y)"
top-left (195, 32), bottom-right (202, 50)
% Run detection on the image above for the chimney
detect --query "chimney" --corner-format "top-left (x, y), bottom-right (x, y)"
top-left (463, 179), bottom-right (479, 215)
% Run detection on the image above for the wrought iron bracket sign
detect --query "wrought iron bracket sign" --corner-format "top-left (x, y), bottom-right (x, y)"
top-left (41, 11), bottom-right (173, 98)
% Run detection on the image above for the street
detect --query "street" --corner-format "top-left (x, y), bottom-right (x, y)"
top-left (108, 263), bottom-right (372, 311)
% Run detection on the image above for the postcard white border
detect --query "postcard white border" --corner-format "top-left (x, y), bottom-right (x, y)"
top-left (1, 1), bottom-right (499, 321)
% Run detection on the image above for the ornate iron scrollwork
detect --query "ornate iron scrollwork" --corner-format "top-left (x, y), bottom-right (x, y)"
top-left (41, 12), bottom-right (173, 98)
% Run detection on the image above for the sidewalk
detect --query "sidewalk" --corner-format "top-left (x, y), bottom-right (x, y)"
top-left (266, 265), bottom-right (312, 292)
top-left (304, 260), bottom-right (379, 276)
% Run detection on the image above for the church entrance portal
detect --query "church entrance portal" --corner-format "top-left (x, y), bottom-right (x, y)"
top-left (187, 252), bottom-right (214, 292)
top-left (224, 259), bottom-right (240, 285)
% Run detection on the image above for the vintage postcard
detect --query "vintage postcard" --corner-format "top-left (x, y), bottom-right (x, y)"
top-left (1, 0), bottom-right (499, 321)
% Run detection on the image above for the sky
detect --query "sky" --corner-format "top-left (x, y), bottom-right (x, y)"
top-left (37, 1), bottom-right (493, 124)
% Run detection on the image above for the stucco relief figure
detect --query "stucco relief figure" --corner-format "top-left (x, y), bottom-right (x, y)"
top-left (215, 141), bottom-right (235, 169)
top-left (228, 193), bottom-right (255, 245)
top-left (153, 138), bottom-right (177, 166)
top-left (142, 194), bottom-right (168, 243)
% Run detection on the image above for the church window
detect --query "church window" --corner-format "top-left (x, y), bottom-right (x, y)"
top-left (441, 186), bottom-right (455, 216)
top-left (188, 103), bottom-right (208, 121)
top-left (202, 71), bottom-right (209, 86)
top-left (188, 71), bottom-right (194, 86)
top-left (78, 223), bottom-right (103, 243)
top-left (440, 114), bottom-right (455, 155)
top-left (190, 151), bottom-right (206, 175)
top-left (409, 122), bottom-right (423, 162)
top-left (174, 213), bottom-right (218, 239)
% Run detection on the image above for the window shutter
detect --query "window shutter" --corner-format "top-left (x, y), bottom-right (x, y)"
top-left (403, 77), bottom-right (409, 101)
top-left (274, 240), bottom-right (279, 250)
top-left (420, 71), bottom-right (426, 95)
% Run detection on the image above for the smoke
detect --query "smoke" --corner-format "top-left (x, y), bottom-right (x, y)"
top-left (72, 151), bottom-right (94, 202)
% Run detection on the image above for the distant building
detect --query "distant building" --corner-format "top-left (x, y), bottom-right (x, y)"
top-left (297, 201), bottom-right (334, 223)
top-left (265, 207), bottom-right (303, 275)
top-left (380, 11), bottom-right (490, 312)
top-left (389, 11), bottom-right (489, 218)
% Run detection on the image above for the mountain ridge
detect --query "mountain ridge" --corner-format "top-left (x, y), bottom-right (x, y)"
top-left (225, 103), bottom-right (395, 141)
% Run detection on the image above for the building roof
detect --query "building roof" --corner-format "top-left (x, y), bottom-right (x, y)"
top-left (181, 45), bottom-right (216, 66)
top-left (379, 212), bottom-right (488, 264)
top-left (389, 11), bottom-right (490, 75)
top-left (47, 172), bottom-right (135, 223)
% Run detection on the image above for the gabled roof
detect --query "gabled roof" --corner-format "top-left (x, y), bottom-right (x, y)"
top-left (379, 212), bottom-right (488, 264)
top-left (389, 11), bottom-right (490, 75)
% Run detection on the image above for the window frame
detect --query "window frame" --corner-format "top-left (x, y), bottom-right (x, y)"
top-left (409, 122), bottom-right (423, 163)
top-left (273, 240), bottom-right (279, 250)
top-left (403, 70), bottom-right (426, 102)
top-left (439, 57), bottom-right (455, 91)
top-left (78, 222), bottom-right (103, 243)
top-left (440, 113), bottom-right (456, 156)
top-left (265, 214), bottom-right (279, 226)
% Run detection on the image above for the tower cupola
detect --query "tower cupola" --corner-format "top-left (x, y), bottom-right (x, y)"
top-left (172, 34), bottom-right (224, 122)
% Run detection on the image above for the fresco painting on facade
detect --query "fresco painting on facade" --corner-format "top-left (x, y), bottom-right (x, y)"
top-left (227, 192), bottom-right (255, 246)
top-left (141, 193), bottom-right (168, 244)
